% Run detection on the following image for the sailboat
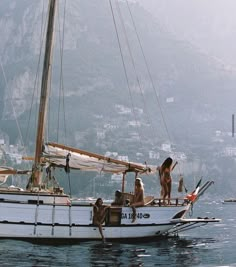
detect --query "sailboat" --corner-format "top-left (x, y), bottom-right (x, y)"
top-left (0, 0), bottom-right (220, 243)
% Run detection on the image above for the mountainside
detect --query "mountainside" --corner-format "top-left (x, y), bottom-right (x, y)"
top-left (138, 0), bottom-right (236, 67)
top-left (1, 0), bottom-right (236, 195)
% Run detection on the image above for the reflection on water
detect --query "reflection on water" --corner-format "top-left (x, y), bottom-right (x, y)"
top-left (89, 242), bottom-right (149, 266)
top-left (0, 235), bottom-right (232, 267)
top-left (88, 237), bottom-right (218, 267)
top-left (1, 201), bottom-right (236, 266)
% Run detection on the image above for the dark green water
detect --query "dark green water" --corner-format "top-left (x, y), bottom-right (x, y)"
top-left (0, 199), bottom-right (235, 267)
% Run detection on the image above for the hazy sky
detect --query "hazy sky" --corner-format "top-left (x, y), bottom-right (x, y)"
top-left (138, 0), bottom-right (236, 68)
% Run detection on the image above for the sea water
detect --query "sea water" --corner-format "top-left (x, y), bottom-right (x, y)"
top-left (0, 198), bottom-right (235, 267)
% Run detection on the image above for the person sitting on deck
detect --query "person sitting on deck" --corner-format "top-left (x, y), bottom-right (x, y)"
top-left (111, 190), bottom-right (124, 206)
top-left (90, 198), bottom-right (109, 242)
top-left (130, 177), bottom-right (145, 223)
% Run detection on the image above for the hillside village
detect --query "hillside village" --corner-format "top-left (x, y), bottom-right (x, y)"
top-left (1, 101), bottom-right (236, 196)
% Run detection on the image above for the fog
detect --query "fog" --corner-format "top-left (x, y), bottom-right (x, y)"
top-left (138, 0), bottom-right (236, 68)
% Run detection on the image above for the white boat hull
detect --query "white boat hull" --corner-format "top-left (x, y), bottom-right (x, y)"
top-left (0, 190), bottom-right (191, 241)
top-left (0, 223), bottom-right (176, 241)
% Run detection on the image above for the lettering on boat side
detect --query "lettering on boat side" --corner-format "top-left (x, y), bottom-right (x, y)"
top-left (121, 213), bottom-right (150, 219)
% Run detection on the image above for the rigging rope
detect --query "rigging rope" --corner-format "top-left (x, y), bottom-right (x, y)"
top-left (26, 1), bottom-right (47, 152)
top-left (0, 61), bottom-right (24, 147)
top-left (112, 0), bottom-right (185, 180)
top-left (125, 0), bottom-right (171, 142)
top-left (56, 0), bottom-right (72, 196)
top-left (109, 0), bottom-right (144, 149)
top-left (123, 1), bottom-right (183, 176)
top-left (56, 0), bottom-right (67, 145)
top-left (115, 1), bottom-right (157, 142)
top-left (0, 59), bottom-right (31, 169)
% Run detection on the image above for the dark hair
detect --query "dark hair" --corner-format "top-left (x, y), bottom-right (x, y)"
top-left (115, 190), bottom-right (122, 197)
top-left (161, 157), bottom-right (173, 169)
top-left (95, 198), bottom-right (103, 206)
top-left (135, 177), bottom-right (144, 188)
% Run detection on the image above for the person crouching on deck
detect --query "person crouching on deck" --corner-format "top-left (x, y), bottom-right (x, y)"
top-left (91, 198), bottom-right (109, 242)
top-left (131, 177), bottom-right (145, 223)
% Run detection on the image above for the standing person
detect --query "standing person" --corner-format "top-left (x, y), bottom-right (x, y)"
top-left (91, 198), bottom-right (109, 242)
top-left (130, 177), bottom-right (145, 222)
top-left (178, 174), bottom-right (184, 193)
top-left (157, 157), bottom-right (178, 205)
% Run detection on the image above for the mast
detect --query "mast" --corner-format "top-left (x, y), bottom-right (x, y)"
top-left (33, 0), bottom-right (57, 186)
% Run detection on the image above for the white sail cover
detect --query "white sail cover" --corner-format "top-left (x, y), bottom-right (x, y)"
top-left (44, 143), bottom-right (157, 174)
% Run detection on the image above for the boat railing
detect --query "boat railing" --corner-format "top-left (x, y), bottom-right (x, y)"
top-left (150, 197), bottom-right (189, 207)
top-left (110, 191), bottom-right (189, 207)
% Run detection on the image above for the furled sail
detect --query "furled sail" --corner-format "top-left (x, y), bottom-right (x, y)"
top-left (44, 142), bottom-right (157, 174)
